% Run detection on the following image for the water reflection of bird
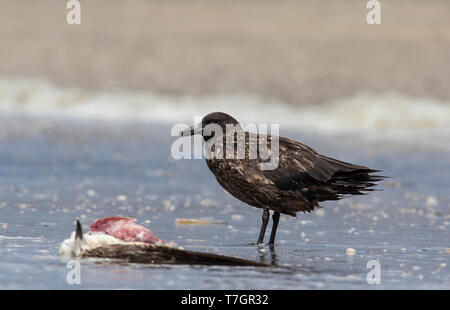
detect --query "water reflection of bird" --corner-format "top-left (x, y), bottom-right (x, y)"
top-left (182, 112), bottom-right (384, 246)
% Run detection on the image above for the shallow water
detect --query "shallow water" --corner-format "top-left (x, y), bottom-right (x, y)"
top-left (0, 116), bottom-right (448, 289)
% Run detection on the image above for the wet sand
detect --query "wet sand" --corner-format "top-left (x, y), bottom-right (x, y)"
top-left (1, 0), bottom-right (450, 104)
top-left (0, 116), bottom-right (449, 289)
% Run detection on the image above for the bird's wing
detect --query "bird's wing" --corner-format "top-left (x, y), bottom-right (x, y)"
top-left (207, 156), bottom-right (283, 209)
top-left (261, 136), bottom-right (372, 190)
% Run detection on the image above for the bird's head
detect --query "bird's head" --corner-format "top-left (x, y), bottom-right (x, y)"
top-left (181, 112), bottom-right (241, 141)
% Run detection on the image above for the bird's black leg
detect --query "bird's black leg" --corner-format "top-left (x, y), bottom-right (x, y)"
top-left (268, 211), bottom-right (280, 245)
top-left (257, 210), bottom-right (270, 245)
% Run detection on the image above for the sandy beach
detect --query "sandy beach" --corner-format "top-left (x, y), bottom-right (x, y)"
top-left (1, 0), bottom-right (450, 104)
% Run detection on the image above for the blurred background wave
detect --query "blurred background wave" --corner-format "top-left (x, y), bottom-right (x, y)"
top-left (1, 77), bottom-right (449, 145)
top-left (1, 0), bottom-right (449, 139)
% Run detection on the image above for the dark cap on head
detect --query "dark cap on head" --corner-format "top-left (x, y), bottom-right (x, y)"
top-left (181, 112), bottom-right (240, 139)
top-left (201, 112), bottom-right (239, 128)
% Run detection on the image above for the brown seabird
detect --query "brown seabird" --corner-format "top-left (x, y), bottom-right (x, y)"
top-left (182, 112), bottom-right (384, 246)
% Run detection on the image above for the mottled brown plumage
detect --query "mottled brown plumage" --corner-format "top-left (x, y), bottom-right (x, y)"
top-left (83, 243), bottom-right (267, 266)
top-left (182, 112), bottom-right (384, 245)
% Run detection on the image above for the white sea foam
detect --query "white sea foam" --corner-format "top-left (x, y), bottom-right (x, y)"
top-left (1, 77), bottom-right (449, 139)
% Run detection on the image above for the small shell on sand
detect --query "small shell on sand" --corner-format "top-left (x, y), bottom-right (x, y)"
top-left (86, 190), bottom-right (97, 197)
top-left (175, 218), bottom-right (227, 225)
top-left (346, 248), bottom-right (356, 255)
top-left (231, 214), bottom-right (243, 221)
top-left (117, 195), bottom-right (127, 201)
top-left (426, 196), bottom-right (438, 207)
top-left (315, 209), bottom-right (325, 217)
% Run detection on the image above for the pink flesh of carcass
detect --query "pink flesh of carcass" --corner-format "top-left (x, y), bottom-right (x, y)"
top-left (90, 216), bottom-right (161, 244)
